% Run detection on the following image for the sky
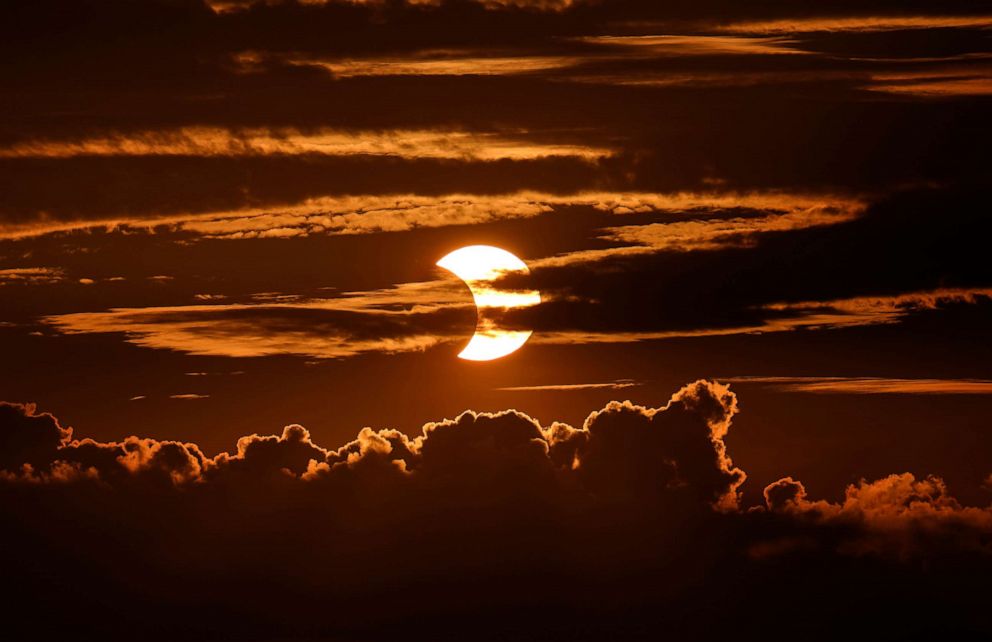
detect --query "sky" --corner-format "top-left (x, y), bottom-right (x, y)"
top-left (1, 1), bottom-right (991, 639)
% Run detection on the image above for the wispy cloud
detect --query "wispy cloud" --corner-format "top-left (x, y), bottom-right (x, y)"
top-left (868, 67), bottom-right (992, 96)
top-left (43, 280), bottom-right (472, 360)
top-left (496, 379), bottom-right (640, 392)
top-left (762, 288), bottom-right (992, 330)
top-left (0, 127), bottom-right (612, 161)
top-left (599, 204), bottom-right (858, 252)
top-left (578, 35), bottom-right (809, 56)
top-left (0, 267), bottom-right (64, 286)
top-left (533, 288), bottom-right (992, 346)
top-left (723, 376), bottom-right (992, 394)
top-left (716, 15), bottom-right (992, 34)
top-left (287, 52), bottom-right (578, 77)
top-left (42, 286), bottom-right (992, 360)
top-left (0, 190), bottom-right (861, 241)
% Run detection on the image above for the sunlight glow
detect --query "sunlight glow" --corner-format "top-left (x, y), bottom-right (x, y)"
top-left (436, 245), bottom-right (541, 361)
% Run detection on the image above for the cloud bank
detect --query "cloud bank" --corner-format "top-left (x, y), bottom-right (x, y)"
top-left (1, 381), bottom-right (990, 639)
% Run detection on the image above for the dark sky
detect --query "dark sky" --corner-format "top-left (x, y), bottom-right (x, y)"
top-left (1, 1), bottom-right (991, 639)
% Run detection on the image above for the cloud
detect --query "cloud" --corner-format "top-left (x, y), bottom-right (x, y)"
top-left (524, 287), bottom-right (992, 347)
top-left (0, 267), bottom-right (64, 286)
top-left (1, 381), bottom-right (750, 506)
top-left (0, 189), bottom-right (859, 241)
top-left (29, 185), bottom-right (991, 363)
top-left (0, 126), bottom-right (612, 161)
top-left (42, 279), bottom-right (475, 359)
top-left (499, 184), bottom-right (992, 340)
top-left (1, 382), bottom-right (991, 638)
top-left (572, 381), bottom-right (745, 509)
top-left (577, 34), bottom-right (809, 56)
top-left (496, 379), bottom-right (640, 391)
top-left (593, 201), bottom-right (859, 253)
top-left (716, 15), bottom-right (992, 34)
top-left (760, 288), bottom-right (992, 330)
top-left (0, 402), bottom-right (71, 470)
top-left (763, 473), bottom-right (992, 555)
top-left (868, 67), bottom-right (992, 96)
top-left (289, 51), bottom-right (580, 77)
top-left (3, 1), bottom-right (990, 231)
top-left (39, 263), bottom-right (992, 362)
top-left (724, 376), bottom-right (992, 394)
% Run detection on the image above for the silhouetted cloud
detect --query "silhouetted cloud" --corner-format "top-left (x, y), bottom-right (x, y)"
top-left (1, 382), bottom-right (990, 638)
top-left (2, 3), bottom-right (991, 636)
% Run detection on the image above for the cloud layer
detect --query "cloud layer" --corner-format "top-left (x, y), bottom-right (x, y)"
top-left (1, 381), bottom-right (990, 639)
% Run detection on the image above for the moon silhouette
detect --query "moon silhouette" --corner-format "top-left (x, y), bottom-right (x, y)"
top-left (436, 245), bottom-right (541, 361)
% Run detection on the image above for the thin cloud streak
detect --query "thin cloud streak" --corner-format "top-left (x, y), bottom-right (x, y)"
top-left (577, 34), bottom-right (809, 56)
top-left (716, 15), bottom-right (992, 34)
top-left (496, 380), bottom-right (640, 391)
top-left (0, 127), bottom-right (613, 161)
top-left (762, 288), bottom-right (992, 330)
top-left (869, 70), bottom-right (992, 96)
top-left (0, 267), bottom-right (64, 286)
top-left (724, 376), bottom-right (992, 394)
top-left (289, 52), bottom-right (579, 77)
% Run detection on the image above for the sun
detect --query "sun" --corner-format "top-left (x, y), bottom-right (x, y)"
top-left (436, 245), bottom-right (541, 361)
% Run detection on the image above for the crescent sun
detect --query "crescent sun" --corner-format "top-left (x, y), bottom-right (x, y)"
top-left (436, 245), bottom-right (541, 361)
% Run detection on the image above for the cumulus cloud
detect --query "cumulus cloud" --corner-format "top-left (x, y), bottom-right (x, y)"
top-left (1, 383), bottom-right (747, 507)
top-left (1, 383), bottom-right (991, 638)
top-left (0, 402), bottom-right (71, 470)
top-left (763, 473), bottom-right (992, 555)
top-left (2, 381), bottom-right (988, 532)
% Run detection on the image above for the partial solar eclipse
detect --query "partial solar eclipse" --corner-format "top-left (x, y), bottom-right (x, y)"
top-left (437, 245), bottom-right (540, 361)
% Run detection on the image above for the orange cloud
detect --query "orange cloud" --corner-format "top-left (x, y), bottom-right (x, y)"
top-left (717, 15), bottom-right (992, 34)
top-left (723, 376), bottom-right (992, 394)
top-left (532, 288), bottom-right (992, 346)
top-left (287, 52), bottom-right (579, 77)
top-left (0, 190), bottom-right (860, 241)
top-left (496, 380), bottom-right (640, 392)
top-left (868, 67), bottom-right (992, 96)
top-left (0, 127), bottom-right (613, 161)
top-left (763, 473), bottom-right (992, 555)
top-left (579, 34), bottom-right (809, 56)
top-left (0, 267), bottom-right (64, 286)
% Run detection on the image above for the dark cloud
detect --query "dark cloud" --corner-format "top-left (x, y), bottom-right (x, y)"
top-left (2, 3), bottom-right (991, 637)
top-left (0, 402), bottom-right (70, 470)
top-left (1, 1), bottom-right (990, 227)
top-left (0, 154), bottom-right (605, 222)
top-left (573, 381), bottom-right (744, 508)
top-left (1, 382), bottom-right (990, 639)
top-left (505, 183), bottom-right (992, 335)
